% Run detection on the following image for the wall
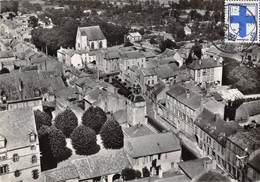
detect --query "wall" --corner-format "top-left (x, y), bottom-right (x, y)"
top-left (127, 100), bottom-right (147, 126)
top-left (0, 143), bottom-right (41, 182)
top-left (8, 99), bottom-right (43, 111)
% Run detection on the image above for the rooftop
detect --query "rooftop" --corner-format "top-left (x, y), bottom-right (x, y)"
top-left (123, 124), bottom-right (154, 138)
top-left (236, 100), bottom-right (260, 123)
top-left (128, 32), bottom-right (142, 37)
top-left (44, 150), bottom-right (130, 181)
top-left (121, 51), bottom-right (145, 60)
top-left (0, 50), bottom-right (15, 59)
top-left (195, 109), bottom-right (240, 146)
top-left (78, 26), bottom-right (106, 41)
top-left (0, 107), bottom-right (37, 150)
top-left (187, 58), bottom-right (222, 70)
top-left (248, 152), bottom-right (260, 173)
top-left (167, 84), bottom-right (202, 110)
top-left (125, 132), bottom-right (181, 158)
top-left (178, 157), bottom-right (211, 179)
top-left (156, 64), bottom-right (178, 79)
top-left (192, 170), bottom-right (231, 182)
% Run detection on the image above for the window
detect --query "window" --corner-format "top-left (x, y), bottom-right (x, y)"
top-left (31, 155), bottom-right (37, 164)
top-left (0, 136), bottom-right (6, 149)
top-left (0, 164), bottom-right (8, 175)
top-left (197, 70), bottom-right (200, 77)
top-left (158, 153), bottom-right (161, 160)
top-left (31, 145), bottom-right (36, 150)
top-left (149, 155), bottom-right (153, 162)
top-left (99, 41), bottom-right (103, 48)
top-left (91, 42), bottom-right (94, 50)
top-left (14, 170), bottom-right (21, 177)
top-left (29, 133), bottom-right (36, 143)
top-left (32, 169), bottom-right (39, 179)
top-left (13, 154), bottom-right (19, 162)
top-left (165, 153), bottom-right (168, 159)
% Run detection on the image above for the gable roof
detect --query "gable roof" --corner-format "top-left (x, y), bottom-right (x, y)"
top-left (248, 152), bottom-right (260, 173)
top-left (125, 132), bottom-right (181, 158)
top-left (123, 125), bottom-right (154, 138)
top-left (178, 157), bottom-right (210, 179)
top-left (192, 170), bottom-right (231, 182)
top-left (78, 26), bottom-right (106, 41)
top-left (237, 100), bottom-right (260, 118)
top-left (156, 64), bottom-right (177, 79)
top-left (0, 107), bottom-right (37, 150)
top-left (121, 51), bottom-right (145, 60)
top-left (187, 58), bottom-right (222, 70)
top-left (167, 84), bottom-right (201, 110)
top-left (195, 109), bottom-right (240, 146)
top-left (0, 70), bottom-right (65, 101)
top-left (44, 150), bottom-right (131, 181)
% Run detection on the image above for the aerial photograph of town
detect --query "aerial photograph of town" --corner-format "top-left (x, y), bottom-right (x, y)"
top-left (0, 0), bottom-right (259, 181)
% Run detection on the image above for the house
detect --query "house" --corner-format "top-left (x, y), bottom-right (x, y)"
top-left (75, 26), bottom-right (107, 51)
top-left (127, 32), bottom-right (142, 43)
top-left (165, 84), bottom-right (225, 135)
top-left (123, 124), bottom-right (155, 138)
top-left (139, 67), bottom-right (158, 92)
top-left (156, 48), bottom-right (184, 67)
top-left (124, 132), bottom-right (181, 176)
top-left (0, 107), bottom-right (41, 182)
top-left (101, 49), bottom-right (121, 74)
top-left (120, 51), bottom-right (146, 74)
top-left (0, 51), bottom-right (16, 71)
top-left (247, 152), bottom-right (260, 182)
top-left (194, 109), bottom-right (240, 176)
top-left (155, 64), bottom-right (178, 85)
top-left (178, 157), bottom-right (216, 180)
top-left (0, 70), bottom-right (65, 111)
top-left (242, 45), bottom-right (260, 64)
top-left (235, 100), bottom-right (260, 125)
top-left (42, 150), bottom-right (131, 182)
top-left (187, 57), bottom-right (223, 85)
top-left (226, 127), bottom-right (260, 180)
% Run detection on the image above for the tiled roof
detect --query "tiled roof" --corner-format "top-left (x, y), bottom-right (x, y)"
top-left (151, 82), bottom-right (166, 97)
top-left (178, 157), bottom-right (210, 179)
top-left (45, 150), bottom-right (131, 181)
top-left (248, 152), bottom-right (260, 173)
top-left (0, 108), bottom-right (37, 150)
top-left (121, 51), bottom-right (145, 60)
top-left (123, 125), bottom-right (154, 138)
top-left (0, 51), bottom-right (15, 59)
top-left (113, 109), bottom-right (127, 125)
top-left (158, 48), bottom-right (177, 58)
top-left (237, 100), bottom-right (260, 118)
top-left (125, 132), bottom-right (181, 158)
top-left (0, 70), bottom-right (65, 101)
top-left (195, 109), bottom-right (240, 146)
top-left (141, 67), bottom-right (157, 76)
top-left (167, 84), bottom-right (201, 110)
top-left (187, 58), bottom-right (222, 70)
top-left (156, 64), bottom-right (177, 79)
top-left (104, 50), bottom-right (120, 60)
top-left (78, 26), bottom-right (106, 41)
top-left (193, 170), bottom-right (231, 182)
top-left (128, 32), bottom-right (141, 37)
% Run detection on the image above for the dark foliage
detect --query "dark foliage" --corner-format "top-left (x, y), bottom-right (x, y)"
top-left (82, 106), bottom-right (107, 133)
top-left (121, 168), bottom-right (142, 181)
top-left (54, 107), bottom-right (78, 138)
top-left (100, 118), bottom-right (124, 149)
top-left (34, 109), bottom-right (52, 131)
top-left (0, 67), bottom-right (10, 74)
top-left (70, 125), bottom-right (100, 155)
top-left (159, 39), bottom-right (177, 52)
top-left (142, 167), bottom-right (150, 177)
top-left (38, 125), bottom-right (71, 166)
top-left (28, 16), bottom-right (39, 28)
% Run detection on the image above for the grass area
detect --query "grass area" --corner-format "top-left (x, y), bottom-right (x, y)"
top-left (223, 58), bottom-right (260, 94)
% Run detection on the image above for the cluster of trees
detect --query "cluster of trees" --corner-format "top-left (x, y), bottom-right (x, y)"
top-left (35, 105), bottom-right (124, 170)
top-left (121, 167), bottom-right (150, 181)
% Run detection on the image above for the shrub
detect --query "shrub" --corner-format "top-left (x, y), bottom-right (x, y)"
top-left (100, 118), bottom-right (124, 149)
top-left (54, 107), bottom-right (78, 138)
top-left (82, 106), bottom-right (107, 133)
top-left (70, 125), bottom-right (100, 155)
top-left (34, 110), bottom-right (52, 131)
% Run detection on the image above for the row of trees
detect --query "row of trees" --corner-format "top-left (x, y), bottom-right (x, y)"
top-left (35, 106), bottom-right (124, 170)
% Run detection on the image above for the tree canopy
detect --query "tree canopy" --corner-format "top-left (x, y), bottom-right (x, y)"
top-left (100, 118), bottom-right (124, 149)
top-left (82, 106), bottom-right (107, 134)
top-left (70, 125), bottom-right (100, 155)
top-left (121, 168), bottom-right (142, 181)
top-left (54, 107), bottom-right (78, 138)
top-left (34, 109), bottom-right (52, 131)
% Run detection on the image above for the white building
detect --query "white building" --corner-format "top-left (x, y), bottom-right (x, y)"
top-left (124, 132), bottom-right (181, 176)
top-left (75, 26), bottom-right (107, 51)
top-left (187, 57), bottom-right (223, 85)
top-left (0, 108), bottom-right (41, 182)
top-left (127, 32), bottom-right (142, 43)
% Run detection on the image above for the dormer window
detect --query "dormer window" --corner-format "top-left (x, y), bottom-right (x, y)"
top-left (0, 135), bottom-right (6, 149)
top-left (29, 132), bottom-right (36, 143)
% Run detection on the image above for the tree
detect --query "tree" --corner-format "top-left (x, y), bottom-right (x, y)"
top-left (0, 67), bottom-right (10, 74)
top-left (121, 168), bottom-right (142, 181)
top-left (82, 106), bottom-right (107, 133)
top-left (100, 118), bottom-right (124, 149)
top-left (176, 26), bottom-right (186, 41)
top-left (159, 39), bottom-right (177, 52)
top-left (142, 167), bottom-right (150, 177)
top-left (28, 16), bottom-right (38, 28)
top-left (34, 110), bottom-right (52, 131)
top-left (70, 125), bottom-right (100, 155)
top-left (38, 126), bottom-right (72, 165)
top-left (54, 107), bottom-right (78, 138)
